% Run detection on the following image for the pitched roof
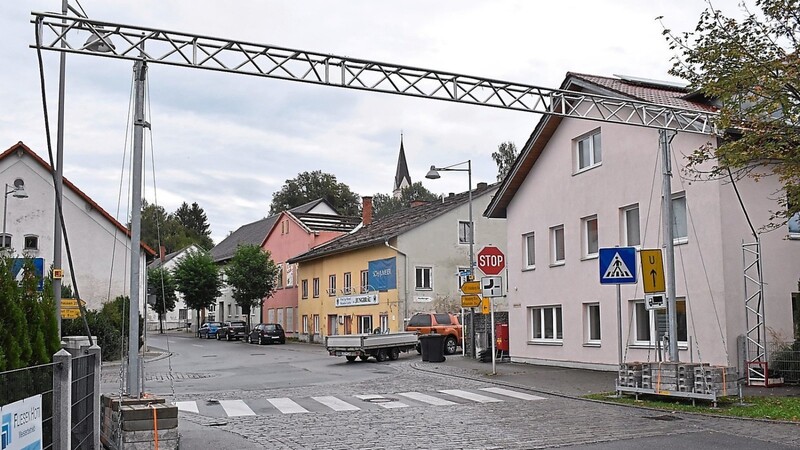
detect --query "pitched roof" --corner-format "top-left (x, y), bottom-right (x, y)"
top-left (484, 72), bottom-right (714, 219)
top-left (147, 244), bottom-right (199, 269)
top-left (0, 142), bottom-right (156, 256)
top-left (394, 135), bottom-right (411, 193)
top-left (288, 183), bottom-right (498, 264)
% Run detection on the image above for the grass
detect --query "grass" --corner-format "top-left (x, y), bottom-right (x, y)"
top-left (584, 392), bottom-right (800, 422)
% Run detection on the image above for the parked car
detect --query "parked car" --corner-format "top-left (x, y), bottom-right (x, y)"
top-left (198, 322), bottom-right (222, 339)
top-left (217, 321), bottom-right (248, 341)
top-left (404, 312), bottom-right (462, 355)
top-left (248, 323), bottom-right (286, 345)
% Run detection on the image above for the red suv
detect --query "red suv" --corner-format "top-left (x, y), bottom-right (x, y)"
top-left (405, 313), bottom-right (462, 355)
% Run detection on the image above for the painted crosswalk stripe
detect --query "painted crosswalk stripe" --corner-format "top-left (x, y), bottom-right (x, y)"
top-left (268, 397), bottom-right (309, 414)
top-left (438, 389), bottom-right (503, 403)
top-left (175, 401), bottom-right (198, 414)
top-left (219, 399), bottom-right (256, 416)
top-left (312, 396), bottom-right (360, 411)
top-left (354, 394), bottom-right (408, 409)
top-left (480, 387), bottom-right (546, 401)
top-left (397, 392), bottom-right (457, 406)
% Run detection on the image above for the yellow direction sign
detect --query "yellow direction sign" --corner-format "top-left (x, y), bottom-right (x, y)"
top-left (460, 280), bottom-right (481, 295)
top-left (461, 294), bottom-right (481, 308)
top-left (481, 297), bottom-right (490, 314)
top-left (61, 308), bottom-right (81, 319)
top-left (640, 249), bottom-right (666, 294)
top-left (61, 298), bottom-right (86, 309)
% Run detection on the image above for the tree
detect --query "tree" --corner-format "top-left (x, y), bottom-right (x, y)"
top-left (141, 200), bottom-right (214, 253)
top-left (174, 202), bottom-right (214, 249)
top-left (372, 182), bottom-right (440, 219)
top-left (172, 250), bottom-right (222, 334)
top-left (224, 244), bottom-right (278, 331)
top-left (269, 170), bottom-right (361, 216)
top-left (662, 0), bottom-right (800, 227)
top-left (147, 267), bottom-right (178, 334)
top-left (492, 141), bottom-right (518, 181)
top-left (19, 260), bottom-right (48, 365)
top-left (0, 257), bottom-right (30, 370)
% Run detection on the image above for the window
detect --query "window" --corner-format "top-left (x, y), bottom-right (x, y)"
top-left (622, 205), bottom-right (641, 247)
top-left (529, 306), bottom-right (563, 342)
top-left (632, 298), bottom-right (688, 346)
top-left (302, 315), bottom-right (309, 334)
top-left (0, 234), bottom-right (10, 249)
top-left (575, 130), bottom-right (602, 171)
top-left (313, 314), bottom-right (320, 335)
top-left (301, 279), bottom-right (308, 299)
top-left (672, 193), bottom-right (688, 243)
top-left (585, 303), bottom-right (601, 344)
top-left (328, 274), bottom-right (337, 296)
top-left (582, 215), bottom-right (598, 258)
top-left (343, 272), bottom-right (352, 294)
top-left (523, 232), bottom-right (535, 269)
top-left (360, 270), bottom-right (369, 293)
top-left (379, 315), bottom-right (389, 333)
top-left (415, 266), bottom-right (432, 290)
top-left (458, 221), bottom-right (472, 245)
top-left (286, 307), bottom-right (294, 332)
top-left (788, 194), bottom-right (799, 239)
top-left (312, 278), bottom-right (320, 298)
top-left (23, 235), bottom-right (38, 251)
top-left (358, 315), bottom-right (373, 334)
top-left (550, 225), bottom-right (565, 265)
top-left (276, 263), bottom-right (283, 289)
top-left (457, 266), bottom-right (470, 291)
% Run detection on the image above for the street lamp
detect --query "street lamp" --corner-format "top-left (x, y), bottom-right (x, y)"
top-left (2, 180), bottom-right (29, 251)
top-left (426, 160), bottom-right (476, 358)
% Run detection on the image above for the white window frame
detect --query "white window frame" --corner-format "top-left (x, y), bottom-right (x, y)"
top-left (575, 129), bottom-right (602, 172)
top-left (312, 278), bottom-right (320, 298)
top-left (0, 233), bottom-right (11, 249)
top-left (523, 232), bottom-right (535, 270)
top-left (585, 303), bottom-right (601, 345)
top-left (328, 274), bottom-right (337, 296)
top-left (23, 235), bottom-right (39, 251)
top-left (550, 225), bottom-right (565, 266)
top-left (302, 315), bottom-right (309, 334)
top-left (458, 220), bottom-right (472, 245)
top-left (360, 270), bottom-right (369, 293)
top-left (276, 263), bottom-right (283, 289)
top-left (415, 266), bottom-right (433, 290)
top-left (529, 305), bottom-right (563, 343)
top-left (343, 272), bottom-right (352, 295)
top-left (301, 279), bottom-right (308, 299)
top-left (621, 204), bottom-right (641, 247)
top-left (582, 215), bottom-right (599, 258)
top-left (457, 266), bottom-right (470, 291)
top-left (672, 192), bottom-right (688, 244)
top-left (313, 314), bottom-right (320, 335)
top-left (631, 298), bottom-right (688, 347)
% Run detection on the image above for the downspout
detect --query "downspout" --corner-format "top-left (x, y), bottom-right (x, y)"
top-left (385, 240), bottom-right (408, 329)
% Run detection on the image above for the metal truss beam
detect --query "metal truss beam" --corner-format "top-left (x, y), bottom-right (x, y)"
top-left (32, 12), bottom-right (717, 135)
top-left (743, 240), bottom-right (767, 385)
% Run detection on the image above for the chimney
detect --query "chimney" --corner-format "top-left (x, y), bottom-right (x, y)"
top-left (362, 196), bottom-right (373, 226)
top-left (409, 200), bottom-right (428, 208)
top-left (159, 245), bottom-right (166, 261)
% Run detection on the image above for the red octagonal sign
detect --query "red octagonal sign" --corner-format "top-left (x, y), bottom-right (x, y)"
top-left (477, 245), bottom-right (506, 276)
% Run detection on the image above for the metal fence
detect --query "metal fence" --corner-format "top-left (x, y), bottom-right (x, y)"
top-left (70, 353), bottom-right (96, 449)
top-left (769, 340), bottom-right (800, 384)
top-left (0, 362), bottom-right (56, 450)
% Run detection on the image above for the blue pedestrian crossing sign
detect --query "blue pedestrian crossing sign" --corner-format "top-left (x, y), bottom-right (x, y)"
top-left (599, 247), bottom-right (637, 285)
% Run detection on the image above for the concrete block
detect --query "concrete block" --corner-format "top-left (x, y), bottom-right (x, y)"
top-left (121, 418), bottom-right (179, 432)
top-left (121, 403), bottom-right (178, 420)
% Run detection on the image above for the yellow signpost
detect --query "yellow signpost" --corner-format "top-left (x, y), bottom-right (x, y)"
top-left (460, 280), bottom-right (481, 295)
top-left (61, 298), bottom-right (86, 309)
top-left (481, 297), bottom-right (490, 314)
top-left (61, 309), bottom-right (81, 319)
top-left (461, 294), bottom-right (481, 308)
top-left (640, 249), bottom-right (666, 294)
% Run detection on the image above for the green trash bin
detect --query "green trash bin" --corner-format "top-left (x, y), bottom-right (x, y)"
top-left (420, 334), bottom-right (446, 363)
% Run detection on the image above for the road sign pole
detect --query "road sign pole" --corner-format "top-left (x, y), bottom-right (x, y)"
top-left (616, 284), bottom-right (623, 372)
top-left (660, 130), bottom-right (679, 362)
top-left (490, 297), bottom-right (496, 375)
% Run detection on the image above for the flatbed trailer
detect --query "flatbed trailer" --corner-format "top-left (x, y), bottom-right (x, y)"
top-left (325, 332), bottom-right (419, 362)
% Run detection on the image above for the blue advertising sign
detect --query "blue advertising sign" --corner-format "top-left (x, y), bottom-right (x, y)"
top-left (1, 394), bottom-right (43, 450)
top-left (11, 258), bottom-right (45, 292)
top-left (368, 257), bottom-right (396, 291)
top-left (599, 247), bottom-right (637, 285)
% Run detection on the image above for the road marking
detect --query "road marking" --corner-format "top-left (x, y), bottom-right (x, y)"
top-left (480, 387), bottom-right (546, 401)
top-left (439, 389), bottom-right (503, 403)
top-left (175, 401), bottom-right (198, 414)
top-left (353, 394), bottom-right (408, 409)
top-left (268, 397), bottom-right (309, 414)
top-left (397, 392), bottom-right (457, 406)
top-left (191, 344), bottom-right (204, 348)
top-left (312, 396), bottom-right (360, 411)
top-left (219, 399), bottom-right (256, 416)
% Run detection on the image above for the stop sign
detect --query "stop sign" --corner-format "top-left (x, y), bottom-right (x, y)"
top-left (477, 246), bottom-right (505, 275)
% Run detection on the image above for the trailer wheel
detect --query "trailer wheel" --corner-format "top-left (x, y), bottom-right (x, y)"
top-left (388, 348), bottom-right (400, 361)
top-left (375, 349), bottom-right (388, 362)
top-left (359, 355), bottom-right (370, 362)
top-left (444, 336), bottom-right (457, 355)
top-left (345, 355), bottom-right (357, 362)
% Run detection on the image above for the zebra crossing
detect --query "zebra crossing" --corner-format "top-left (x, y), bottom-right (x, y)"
top-left (175, 387), bottom-right (545, 418)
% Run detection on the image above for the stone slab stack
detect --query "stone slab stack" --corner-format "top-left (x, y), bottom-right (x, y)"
top-left (641, 362), bottom-right (697, 391)
top-left (618, 362), bottom-right (643, 388)
top-left (694, 365), bottom-right (738, 396)
top-left (100, 394), bottom-right (179, 449)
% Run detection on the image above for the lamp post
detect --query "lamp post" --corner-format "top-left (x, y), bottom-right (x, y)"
top-left (3, 181), bottom-right (29, 250)
top-left (426, 160), bottom-right (475, 358)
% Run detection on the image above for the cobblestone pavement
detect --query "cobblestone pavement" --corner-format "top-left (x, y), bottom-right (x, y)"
top-left (172, 360), bottom-right (800, 449)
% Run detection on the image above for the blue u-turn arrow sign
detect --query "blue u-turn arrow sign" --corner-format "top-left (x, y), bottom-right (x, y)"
top-left (599, 247), bottom-right (637, 285)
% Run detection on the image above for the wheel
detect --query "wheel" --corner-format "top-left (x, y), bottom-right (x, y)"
top-left (375, 349), bottom-right (388, 362)
top-left (359, 355), bottom-right (370, 361)
top-left (345, 355), bottom-right (357, 362)
top-left (444, 336), bottom-right (457, 355)
top-left (216, 333), bottom-right (220, 340)
top-left (226, 333), bottom-right (231, 341)
top-left (415, 343), bottom-right (421, 354)
top-left (388, 348), bottom-right (400, 361)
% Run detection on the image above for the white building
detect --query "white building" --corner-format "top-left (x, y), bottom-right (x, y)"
top-left (146, 244), bottom-right (202, 330)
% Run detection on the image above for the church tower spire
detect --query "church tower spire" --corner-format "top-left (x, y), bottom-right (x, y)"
top-left (393, 132), bottom-right (411, 198)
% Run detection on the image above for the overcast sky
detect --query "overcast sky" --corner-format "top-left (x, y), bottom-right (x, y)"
top-left (0, 0), bottom-right (739, 244)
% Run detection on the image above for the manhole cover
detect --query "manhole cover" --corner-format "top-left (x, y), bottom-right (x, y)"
top-left (644, 414), bottom-right (682, 421)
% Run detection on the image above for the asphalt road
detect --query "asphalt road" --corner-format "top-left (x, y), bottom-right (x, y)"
top-left (101, 333), bottom-right (800, 449)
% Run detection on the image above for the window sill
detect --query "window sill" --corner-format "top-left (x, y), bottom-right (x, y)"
top-left (573, 163), bottom-right (602, 176)
top-left (581, 254), bottom-right (598, 261)
top-left (629, 343), bottom-right (690, 350)
top-left (549, 262), bottom-right (565, 268)
top-left (527, 340), bottom-right (563, 346)
top-left (522, 266), bottom-right (536, 272)
top-left (415, 288), bottom-right (433, 292)
top-left (583, 342), bottom-right (601, 348)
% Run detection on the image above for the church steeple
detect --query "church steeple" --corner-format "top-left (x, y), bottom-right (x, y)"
top-left (393, 133), bottom-right (411, 198)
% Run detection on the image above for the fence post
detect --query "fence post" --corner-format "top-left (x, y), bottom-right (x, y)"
top-left (52, 349), bottom-right (72, 450)
top-left (88, 344), bottom-right (102, 450)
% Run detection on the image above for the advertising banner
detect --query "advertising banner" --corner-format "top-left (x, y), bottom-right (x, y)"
top-left (1, 394), bottom-right (43, 450)
top-left (368, 257), bottom-right (396, 291)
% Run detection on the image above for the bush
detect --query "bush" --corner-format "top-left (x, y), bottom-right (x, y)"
top-left (61, 295), bottom-right (142, 362)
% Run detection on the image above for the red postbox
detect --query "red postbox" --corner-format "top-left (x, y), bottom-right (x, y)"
top-left (495, 323), bottom-right (509, 352)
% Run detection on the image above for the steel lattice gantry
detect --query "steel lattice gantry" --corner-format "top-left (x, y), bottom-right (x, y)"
top-left (32, 12), bottom-right (717, 134)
